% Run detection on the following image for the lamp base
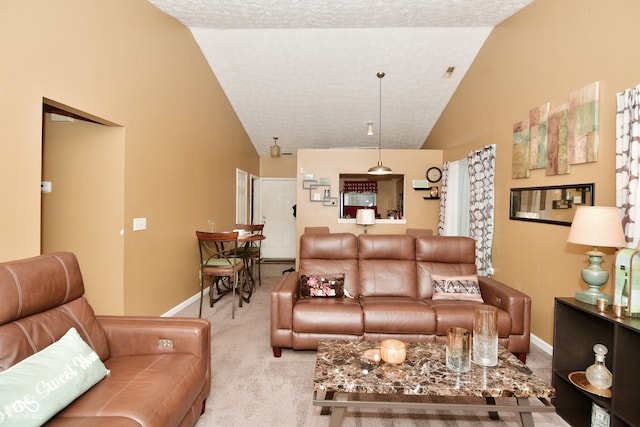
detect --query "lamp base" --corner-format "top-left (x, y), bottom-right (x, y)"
top-left (576, 251), bottom-right (611, 305)
top-left (575, 289), bottom-right (612, 305)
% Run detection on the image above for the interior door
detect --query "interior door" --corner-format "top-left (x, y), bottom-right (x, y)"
top-left (259, 178), bottom-right (296, 259)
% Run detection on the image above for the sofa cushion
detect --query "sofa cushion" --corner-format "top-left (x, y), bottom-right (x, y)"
top-left (0, 252), bottom-right (111, 368)
top-left (360, 297), bottom-right (436, 334)
top-left (0, 252), bottom-right (85, 325)
top-left (425, 301), bottom-right (512, 337)
top-left (299, 274), bottom-right (344, 298)
top-left (299, 233), bottom-right (359, 297)
top-left (0, 327), bottom-right (108, 427)
top-left (293, 298), bottom-right (363, 334)
top-left (415, 236), bottom-right (478, 299)
top-left (431, 274), bottom-right (483, 302)
top-left (0, 298), bottom-right (111, 370)
top-left (358, 234), bottom-right (417, 298)
top-left (55, 353), bottom-right (204, 426)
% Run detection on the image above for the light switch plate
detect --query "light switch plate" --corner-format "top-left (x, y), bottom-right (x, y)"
top-left (133, 217), bottom-right (147, 231)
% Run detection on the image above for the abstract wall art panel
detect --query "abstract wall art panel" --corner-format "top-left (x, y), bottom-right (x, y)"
top-left (529, 103), bottom-right (550, 170)
top-left (568, 81), bottom-right (599, 164)
top-left (512, 118), bottom-right (530, 179)
top-left (547, 103), bottom-right (571, 176)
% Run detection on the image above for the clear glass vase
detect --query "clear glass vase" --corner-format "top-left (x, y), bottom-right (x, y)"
top-left (472, 306), bottom-right (498, 366)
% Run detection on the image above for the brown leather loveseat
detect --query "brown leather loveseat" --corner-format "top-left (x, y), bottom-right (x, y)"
top-left (0, 252), bottom-right (210, 426)
top-left (271, 233), bottom-right (531, 361)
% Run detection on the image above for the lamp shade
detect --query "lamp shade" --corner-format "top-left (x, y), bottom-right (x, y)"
top-left (356, 209), bottom-right (376, 225)
top-left (567, 206), bottom-right (626, 248)
top-left (368, 161), bottom-right (392, 175)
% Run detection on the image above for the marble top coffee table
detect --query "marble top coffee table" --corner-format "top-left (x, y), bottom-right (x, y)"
top-left (313, 340), bottom-right (555, 427)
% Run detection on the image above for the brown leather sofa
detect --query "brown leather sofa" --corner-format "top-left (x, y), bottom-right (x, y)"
top-left (271, 233), bottom-right (531, 361)
top-left (0, 252), bottom-right (211, 427)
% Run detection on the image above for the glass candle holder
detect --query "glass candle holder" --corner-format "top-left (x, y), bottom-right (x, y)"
top-left (473, 305), bottom-right (498, 367)
top-left (446, 327), bottom-right (471, 372)
top-left (380, 339), bottom-right (406, 364)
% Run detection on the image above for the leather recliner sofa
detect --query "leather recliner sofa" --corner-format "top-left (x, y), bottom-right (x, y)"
top-left (0, 252), bottom-right (211, 426)
top-left (271, 233), bottom-right (531, 361)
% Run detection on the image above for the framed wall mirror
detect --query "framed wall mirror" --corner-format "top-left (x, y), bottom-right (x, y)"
top-left (510, 183), bottom-right (594, 226)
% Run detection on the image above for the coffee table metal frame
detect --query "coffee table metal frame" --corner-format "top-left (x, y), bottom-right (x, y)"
top-left (313, 340), bottom-right (555, 427)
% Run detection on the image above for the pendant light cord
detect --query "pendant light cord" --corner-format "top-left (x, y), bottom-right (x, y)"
top-left (378, 72), bottom-right (384, 163)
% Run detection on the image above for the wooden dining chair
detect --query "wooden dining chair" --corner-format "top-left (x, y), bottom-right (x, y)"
top-left (405, 228), bottom-right (434, 237)
top-left (196, 231), bottom-right (245, 319)
top-left (304, 226), bottom-right (330, 234)
top-left (234, 223), bottom-right (264, 288)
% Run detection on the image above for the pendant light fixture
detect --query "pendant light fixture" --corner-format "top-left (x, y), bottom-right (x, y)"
top-left (368, 72), bottom-right (392, 175)
top-left (270, 136), bottom-right (281, 158)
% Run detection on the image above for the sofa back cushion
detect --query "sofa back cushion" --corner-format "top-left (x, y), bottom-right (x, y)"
top-left (299, 233), bottom-right (359, 297)
top-left (415, 236), bottom-right (478, 299)
top-left (0, 252), bottom-right (110, 371)
top-left (358, 234), bottom-right (417, 298)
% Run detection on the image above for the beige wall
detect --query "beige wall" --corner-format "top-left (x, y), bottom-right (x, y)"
top-left (296, 149), bottom-right (442, 237)
top-left (0, 0), bottom-right (258, 315)
top-left (426, 0), bottom-right (640, 344)
top-left (260, 156), bottom-right (297, 178)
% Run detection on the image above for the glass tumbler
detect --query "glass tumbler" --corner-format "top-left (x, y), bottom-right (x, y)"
top-left (473, 305), bottom-right (498, 367)
top-left (446, 327), bottom-right (471, 372)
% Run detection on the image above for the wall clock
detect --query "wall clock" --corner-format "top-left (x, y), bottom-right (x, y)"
top-left (426, 166), bottom-right (442, 183)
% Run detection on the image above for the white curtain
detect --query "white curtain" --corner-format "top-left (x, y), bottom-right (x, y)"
top-left (439, 158), bottom-right (470, 236)
top-left (615, 83), bottom-right (640, 248)
top-left (439, 145), bottom-right (496, 275)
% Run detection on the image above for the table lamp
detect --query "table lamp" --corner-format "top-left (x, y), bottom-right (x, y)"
top-left (356, 208), bottom-right (376, 234)
top-left (567, 206), bottom-right (626, 304)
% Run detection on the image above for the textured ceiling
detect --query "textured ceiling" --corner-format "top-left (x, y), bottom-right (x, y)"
top-left (148, 0), bottom-right (534, 156)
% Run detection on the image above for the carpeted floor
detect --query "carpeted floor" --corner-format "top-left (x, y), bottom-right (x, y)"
top-left (177, 262), bottom-right (568, 426)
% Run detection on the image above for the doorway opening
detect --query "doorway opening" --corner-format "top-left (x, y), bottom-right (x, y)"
top-left (41, 98), bottom-right (125, 314)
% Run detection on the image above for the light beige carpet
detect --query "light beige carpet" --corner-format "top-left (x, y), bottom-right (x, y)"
top-left (177, 263), bottom-right (568, 427)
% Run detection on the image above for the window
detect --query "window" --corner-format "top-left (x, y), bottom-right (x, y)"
top-left (338, 174), bottom-right (404, 219)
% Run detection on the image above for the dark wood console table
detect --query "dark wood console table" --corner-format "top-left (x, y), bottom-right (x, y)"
top-left (553, 297), bottom-right (640, 426)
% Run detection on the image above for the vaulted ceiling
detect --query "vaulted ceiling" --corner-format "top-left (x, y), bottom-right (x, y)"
top-left (147, 0), bottom-right (534, 156)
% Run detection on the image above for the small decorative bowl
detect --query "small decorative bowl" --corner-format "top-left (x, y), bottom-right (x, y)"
top-left (379, 339), bottom-right (406, 364)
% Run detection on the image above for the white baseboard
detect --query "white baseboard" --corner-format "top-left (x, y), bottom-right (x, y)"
top-left (531, 333), bottom-right (553, 355)
top-left (162, 288), bottom-right (208, 317)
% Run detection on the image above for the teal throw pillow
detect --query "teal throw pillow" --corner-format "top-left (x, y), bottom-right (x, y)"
top-left (0, 327), bottom-right (109, 426)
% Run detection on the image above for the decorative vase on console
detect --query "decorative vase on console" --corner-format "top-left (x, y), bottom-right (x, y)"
top-left (585, 344), bottom-right (613, 389)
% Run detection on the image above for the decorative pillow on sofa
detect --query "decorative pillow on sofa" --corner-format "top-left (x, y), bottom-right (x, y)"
top-left (300, 274), bottom-right (345, 298)
top-left (431, 274), bottom-right (484, 302)
top-left (0, 327), bottom-right (109, 427)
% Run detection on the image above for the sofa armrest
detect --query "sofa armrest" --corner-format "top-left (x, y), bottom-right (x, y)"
top-left (97, 316), bottom-right (210, 378)
top-left (478, 276), bottom-right (531, 336)
top-left (270, 271), bottom-right (300, 331)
